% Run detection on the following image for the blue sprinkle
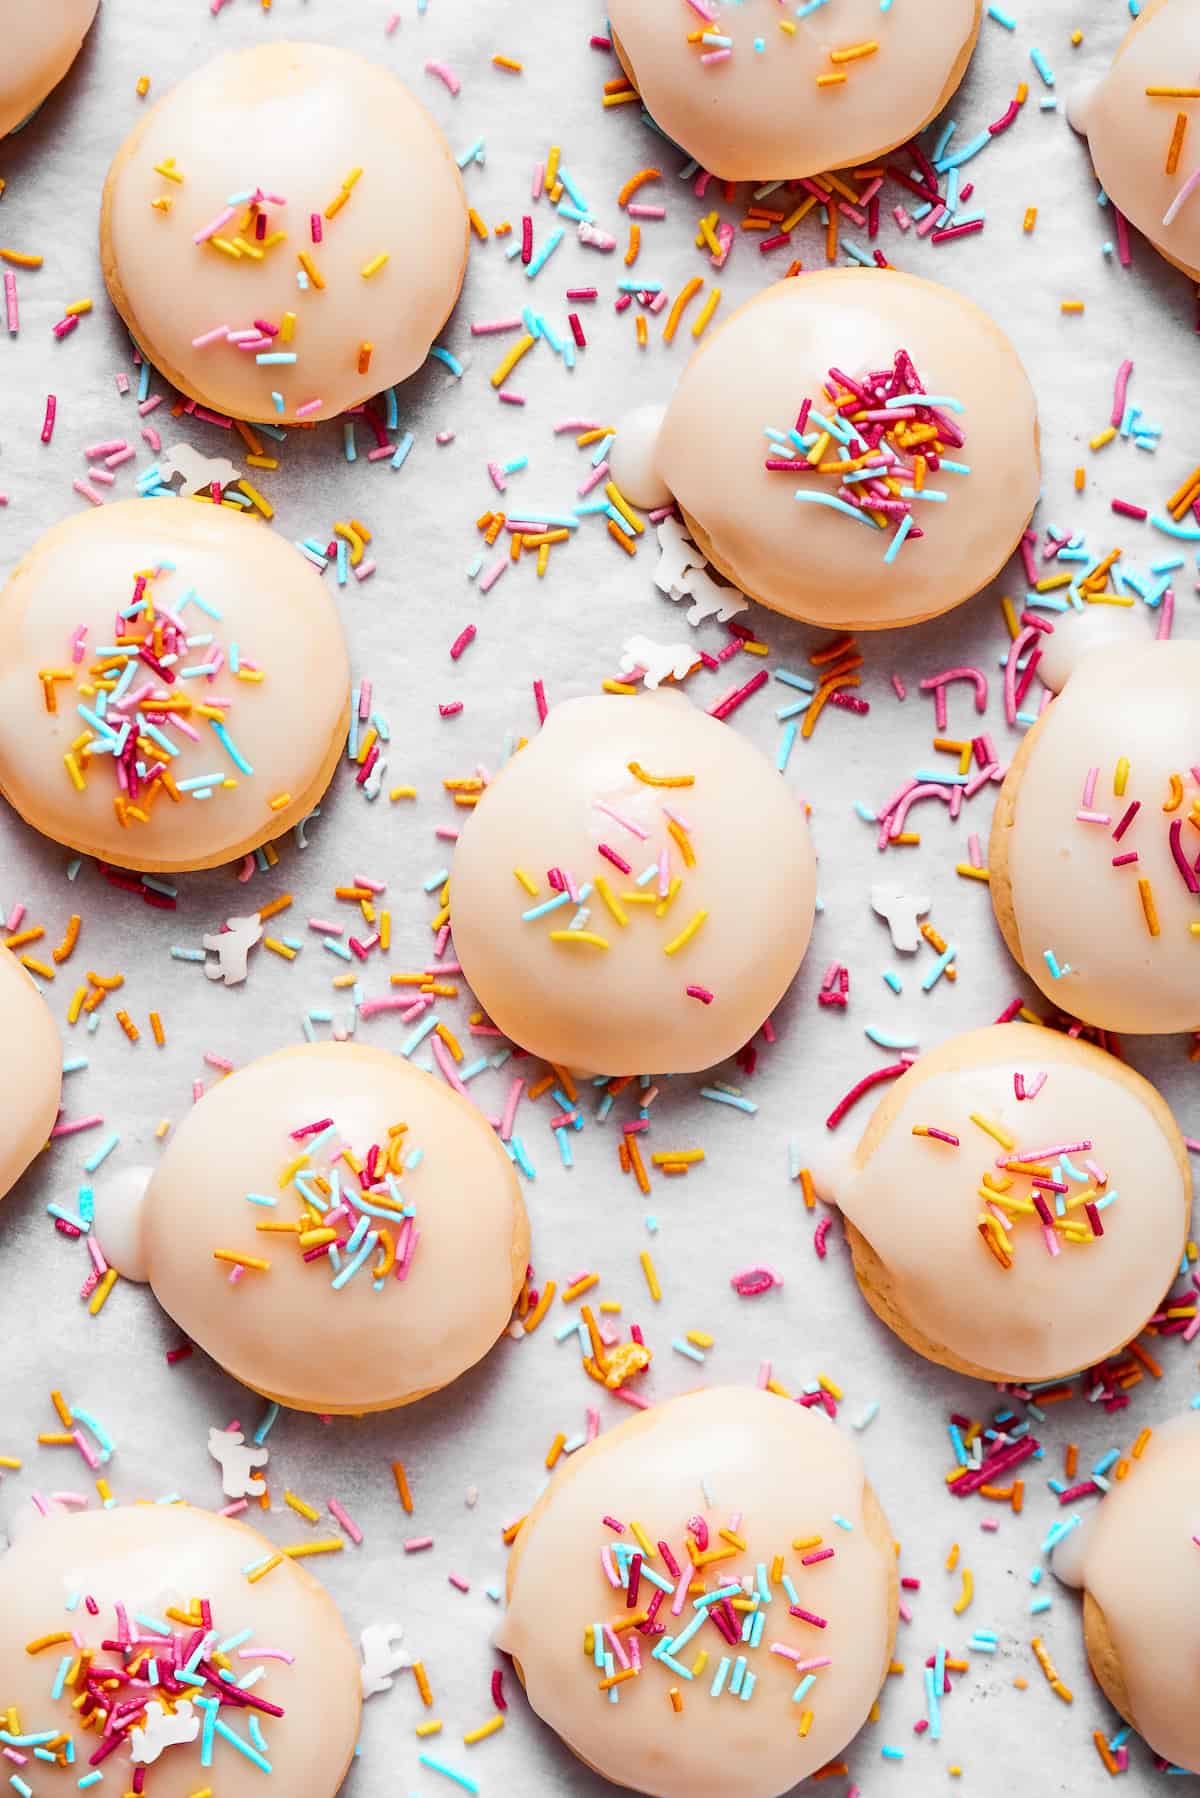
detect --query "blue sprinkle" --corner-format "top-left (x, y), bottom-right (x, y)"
top-left (1029, 46), bottom-right (1055, 86)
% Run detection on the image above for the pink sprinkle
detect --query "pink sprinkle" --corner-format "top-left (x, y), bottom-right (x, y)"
top-left (439, 701), bottom-right (464, 718)
top-left (1111, 498), bottom-right (1147, 520)
top-left (1111, 359), bottom-right (1134, 428)
top-left (499, 1077), bottom-right (524, 1142)
top-left (404, 1536), bottom-right (434, 1553)
top-left (4, 270), bottom-right (18, 335)
top-left (294, 398), bottom-right (323, 419)
top-left (448, 1573), bottom-right (470, 1593)
top-left (479, 557), bottom-right (508, 595)
top-left (731, 1266), bottom-right (782, 1298)
top-left (471, 317), bottom-right (525, 335)
top-left (686, 985), bottom-right (713, 1004)
top-left (194, 206), bottom-right (237, 244)
top-left (498, 390), bottom-right (526, 405)
top-left (41, 394), bottom-right (57, 443)
top-left (449, 624), bottom-right (477, 661)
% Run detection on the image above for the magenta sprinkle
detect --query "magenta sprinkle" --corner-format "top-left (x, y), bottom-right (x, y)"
top-left (41, 393), bottom-right (57, 443)
top-left (597, 842), bottom-right (632, 875)
top-left (449, 624), bottom-right (477, 661)
top-left (731, 1266), bottom-right (782, 1298)
top-left (685, 984), bottom-right (714, 1004)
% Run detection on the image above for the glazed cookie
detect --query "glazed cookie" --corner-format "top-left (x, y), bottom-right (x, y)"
top-left (1073, 0), bottom-right (1200, 283)
top-left (0, 498), bottom-right (350, 874)
top-left (1053, 1412), bottom-right (1200, 1773)
top-left (0, 3), bottom-right (98, 139)
top-left (606, 0), bottom-right (981, 183)
top-left (449, 691), bottom-right (816, 1075)
top-left (498, 1386), bottom-right (897, 1798)
top-left (101, 41), bottom-right (469, 424)
top-left (0, 946), bottom-right (62, 1207)
top-left (813, 1023), bottom-right (1189, 1383)
top-left (0, 1502), bottom-right (361, 1793)
top-left (97, 1043), bottom-right (529, 1414)
top-left (609, 271), bottom-right (1039, 631)
top-left (990, 640), bottom-right (1200, 1034)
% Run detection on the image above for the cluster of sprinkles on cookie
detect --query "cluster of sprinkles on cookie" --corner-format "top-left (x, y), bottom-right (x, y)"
top-left (765, 349), bottom-right (968, 563)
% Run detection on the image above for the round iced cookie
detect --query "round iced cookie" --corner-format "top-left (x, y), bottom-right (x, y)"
top-left (611, 271), bottom-right (1039, 632)
top-left (0, 2), bottom-right (98, 139)
top-left (0, 498), bottom-right (350, 875)
top-left (449, 691), bottom-right (816, 1076)
top-left (0, 1502), bottom-right (361, 1794)
top-left (813, 1023), bottom-right (1189, 1383)
top-left (606, 0), bottom-right (981, 183)
top-left (1073, 0), bottom-right (1200, 283)
top-left (498, 1387), bottom-right (897, 1798)
top-left (100, 41), bottom-right (469, 424)
top-left (0, 945), bottom-right (61, 1206)
top-left (990, 640), bottom-right (1200, 1034)
top-left (1053, 1413), bottom-right (1200, 1773)
top-left (118, 1043), bottom-right (530, 1414)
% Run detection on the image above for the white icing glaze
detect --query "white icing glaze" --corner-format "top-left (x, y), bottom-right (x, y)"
top-left (1079, 0), bottom-right (1200, 282)
top-left (820, 1024), bottom-right (1189, 1380)
top-left (93, 1165), bottom-right (155, 1282)
top-left (610, 406), bottom-right (672, 511)
top-left (497, 1387), bottom-right (894, 1798)
top-left (101, 41), bottom-right (469, 423)
top-left (0, 0), bottom-right (98, 138)
top-left (998, 641), bottom-right (1200, 1032)
top-left (607, 0), bottom-right (980, 182)
top-left (450, 691), bottom-right (816, 1075)
top-left (0, 946), bottom-right (62, 1206)
top-left (654, 271), bottom-right (1040, 630)
top-left (0, 498), bottom-right (350, 874)
top-left (1073, 1412), bottom-right (1200, 1771)
top-left (142, 1043), bottom-right (529, 1413)
top-left (1034, 606), bottom-right (1154, 696)
top-left (0, 1503), bottom-right (361, 1796)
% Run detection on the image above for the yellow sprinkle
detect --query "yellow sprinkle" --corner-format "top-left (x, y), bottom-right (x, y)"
top-left (513, 867), bottom-right (539, 896)
top-left (246, 1555), bottom-right (283, 1585)
top-left (953, 1568), bottom-right (974, 1614)
top-left (692, 286), bottom-right (721, 338)
top-left (280, 311), bottom-right (296, 343)
top-left (88, 1268), bottom-right (119, 1317)
top-left (830, 39), bottom-right (878, 63)
top-left (490, 333), bottom-right (536, 388)
top-left (64, 299), bottom-right (93, 317)
top-left (593, 876), bottom-right (628, 927)
top-left (969, 1112), bottom-right (1016, 1150)
top-left (153, 159), bottom-right (182, 184)
top-left (663, 910), bottom-right (708, 957)
top-left (548, 930), bottom-right (610, 949)
top-left (415, 1721), bottom-right (443, 1738)
top-left (280, 1539), bottom-right (344, 1560)
top-left (236, 479), bottom-right (273, 519)
top-left (390, 786), bottom-right (417, 801)
top-left (816, 1372), bottom-right (843, 1400)
top-left (1145, 85), bottom-right (1200, 96)
top-left (686, 1330), bottom-right (714, 1348)
top-left (629, 1520), bottom-right (656, 1558)
top-left (360, 252), bottom-right (390, 279)
top-left (1060, 301), bottom-right (1085, 314)
top-left (640, 1250), bottom-right (662, 1302)
top-left (284, 1491), bottom-right (321, 1523)
top-left (955, 864), bottom-right (991, 883)
top-left (297, 250), bottom-right (325, 290)
top-left (212, 1250), bottom-right (270, 1272)
top-left (605, 481), bottom-right (645, 536)
top-left (268, 792), bottom-right (292, 812)
top-left (263, 938), bottom-right (296, 961)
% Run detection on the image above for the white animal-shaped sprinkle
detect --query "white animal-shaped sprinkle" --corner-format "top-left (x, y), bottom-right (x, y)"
top-left (158, 441), bottom-right (240, 498)
top-left (202, 913), bottom-right (264, 986)
top-left (360, 1622), bottom-right (414, 1698)
top-left (870, 882), bottom-right (931, 955)
top-left (619, 635), bottom-right (699, 691)
top-left (129, 1700), bottom-right (199, 1765)
top-left (207, 1427), bottom-right (269, 1498)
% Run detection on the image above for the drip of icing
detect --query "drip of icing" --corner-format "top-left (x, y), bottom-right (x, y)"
top-left (93, 1165), bottom-right (154, 1282)
top-left (1035, 607), bottom-right (1154, 695)
top-left (608, 404), bottom-right (671, 512)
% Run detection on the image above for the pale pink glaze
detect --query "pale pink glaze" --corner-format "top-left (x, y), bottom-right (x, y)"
top-left (0, 0), bottom-right (98, 137)
top-left (1000, 642), bottom-right (1200, 1033)
top-left (820, 1024), bottom-right (1188, 1380)
top-left (0, 945), bottom-right (62, 1206)
top-left (142, 1043), bottom-right (529, 1413)
top-left (0, 498), bottom-right (350, 874)
top-left (0, 1503), bottom-right (361, 1796)
top-left (102, 41), bottom-right (469, 423)
top-left (450, 691), bottom-right (816, 1075)
top-left (653, 272), bottom-right (1039, 630)
top-left (1064, 1413), bottom-right (1200, 1773)
top-left (1077, 0), bottom-right (1200, 281)
top-left (607, 0), bottom-right (979, 182)
top-left (497, 1387), bottom-right (894, 1798)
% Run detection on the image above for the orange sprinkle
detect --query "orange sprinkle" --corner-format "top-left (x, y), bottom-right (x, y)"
top-left (1167, 111), bottom-right (1189, 175)
top-left (624, 223), bottom-right (641, 267)
top-left (149, 1011), bottom-right (165, 1047)
top-left (522, 1281), bottom-right (557, 1334)
top-left (618, 167), bottom-right (662, 206)
top-left (1137, 877), bottom-right (1161, 937)
top-left (492, 54), bottom-right (523, 73)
